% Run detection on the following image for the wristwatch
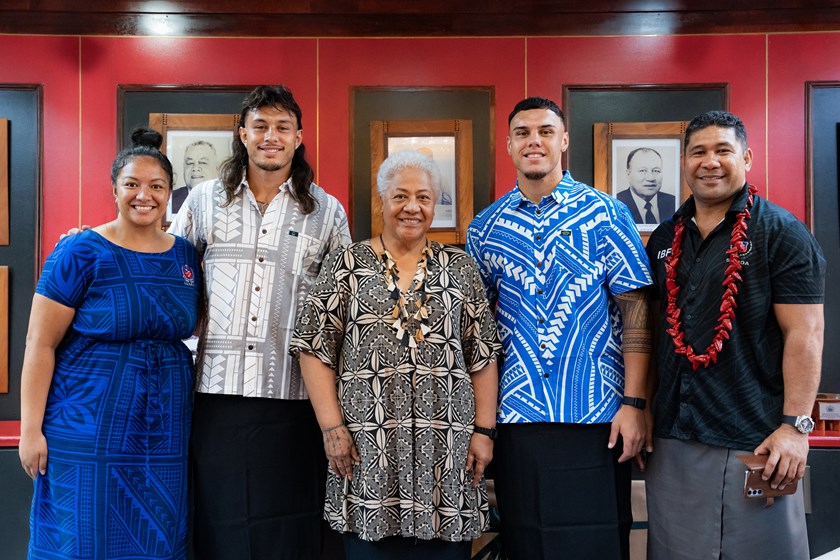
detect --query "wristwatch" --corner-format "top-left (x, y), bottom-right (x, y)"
top-left (782, 415), bottom-right (815, 434)
top-left (621, 396), bottom-right (647, 410)
top-left (473, 426), bottom-right (498, 441)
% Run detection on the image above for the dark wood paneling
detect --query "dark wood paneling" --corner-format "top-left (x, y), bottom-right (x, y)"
top-left (2, 2), bottom-right (840, 37)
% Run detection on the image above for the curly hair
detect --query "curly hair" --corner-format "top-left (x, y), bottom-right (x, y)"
top-left (218, 85), bottom-right (316, 214)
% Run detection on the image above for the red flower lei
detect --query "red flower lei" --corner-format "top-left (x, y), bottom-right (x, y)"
top-left (664, 184), bottom-right (757, 371)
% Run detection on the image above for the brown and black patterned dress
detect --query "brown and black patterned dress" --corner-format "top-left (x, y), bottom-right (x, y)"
top-left (291, 240), bottom-right (501, 543)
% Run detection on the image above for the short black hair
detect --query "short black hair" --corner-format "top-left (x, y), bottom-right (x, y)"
top-left (684, 110), bottom-right (748, 151)
top-left (508, 97), bottom-right (566, 128)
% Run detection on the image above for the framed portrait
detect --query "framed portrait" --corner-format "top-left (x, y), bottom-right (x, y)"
top-left (149, 113), bottom-right (238, 223)
top-left (370, 119), bottom-right (473, 244)
top-left (594, 121), bottom-right (689, 233)
top-left (0, 118), bottom-right (8, 246)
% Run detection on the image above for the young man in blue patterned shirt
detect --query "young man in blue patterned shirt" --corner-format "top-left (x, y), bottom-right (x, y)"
top-left (466, 97), bottom-right (653, 559)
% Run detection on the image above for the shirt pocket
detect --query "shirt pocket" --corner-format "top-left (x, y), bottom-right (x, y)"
top-left (297, 234), bottom-right (326, 279)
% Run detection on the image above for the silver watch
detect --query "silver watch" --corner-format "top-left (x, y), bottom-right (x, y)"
top-left (782, 415), bottom-right (815, 434)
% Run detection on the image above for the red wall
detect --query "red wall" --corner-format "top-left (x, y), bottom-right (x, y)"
top-left (318, 38), bottom-right (525, 214)
top-left (1, 32), bottom-right (839, 262)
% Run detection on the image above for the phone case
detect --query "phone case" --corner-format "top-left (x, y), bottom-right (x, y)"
top-left (738, 454), bottom-right (798, 499)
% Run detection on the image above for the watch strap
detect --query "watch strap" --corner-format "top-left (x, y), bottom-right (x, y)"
top-left (621, 396), bottom-right (647, 410)
top-left (473, 426), bottom-right (498, 441)
top-left (781, 415), bottom-right (814, 434)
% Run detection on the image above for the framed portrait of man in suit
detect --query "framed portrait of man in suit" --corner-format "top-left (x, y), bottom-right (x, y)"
top-left (611, 139), bottom-right (680, 231)
top-left (149, 113), bottom-right (238, 224)
top-left (165, 131), bottom-right (233, 220)
top-left (593, 121), bottom-right (689, 235)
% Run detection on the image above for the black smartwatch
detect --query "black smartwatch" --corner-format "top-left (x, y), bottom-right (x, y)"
top-left (473, 426), bottom-right (498, 441)
top-left (621, 396), bottom-right (647, 410)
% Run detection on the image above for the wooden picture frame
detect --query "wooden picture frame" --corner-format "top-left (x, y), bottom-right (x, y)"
top-left (0, 119), bottom-right (8, 246)
top-left (594, 121), bottom-right (689, 234)
top-left (370, 119), bottom-right (473, 244)
top-left (0, 266), bottom-right (7, 393)
top-left (148, 113), bottom-right (239, 223)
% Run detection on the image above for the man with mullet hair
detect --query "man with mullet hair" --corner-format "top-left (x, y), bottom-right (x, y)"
top-left (170, 85), bottom-right (351, 560)
top-left (467, 97), bottom-right (653, 559)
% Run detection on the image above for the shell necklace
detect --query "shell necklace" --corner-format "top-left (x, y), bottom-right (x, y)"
top-left (379, 235), bottom-right (432, 347)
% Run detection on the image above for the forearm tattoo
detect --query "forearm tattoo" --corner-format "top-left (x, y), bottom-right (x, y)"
top-left (614, 289), bottom-right (653, 353)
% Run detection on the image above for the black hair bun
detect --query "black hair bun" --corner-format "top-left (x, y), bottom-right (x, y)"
top-left (130, 127), bottom-right (163, 150)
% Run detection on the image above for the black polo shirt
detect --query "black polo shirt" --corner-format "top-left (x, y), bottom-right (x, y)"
top-left (646, 184), bottom-right (825, 450)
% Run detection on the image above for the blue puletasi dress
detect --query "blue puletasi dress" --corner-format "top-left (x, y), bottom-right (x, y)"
top-left (28, 231), bottom-right (202, 560)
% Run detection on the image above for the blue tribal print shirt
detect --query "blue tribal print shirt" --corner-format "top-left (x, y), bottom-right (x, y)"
top-left (466, 171), bottom-right (652, 424)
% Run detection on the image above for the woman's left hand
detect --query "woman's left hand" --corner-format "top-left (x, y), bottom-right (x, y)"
top-left (466, 433), bottom-right (494, 488)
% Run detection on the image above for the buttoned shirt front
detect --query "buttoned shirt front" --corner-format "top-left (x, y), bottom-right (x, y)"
top-left (169, 176), bottom-right (351, 400)
top-left (467, 171), bottom-right (652, 424)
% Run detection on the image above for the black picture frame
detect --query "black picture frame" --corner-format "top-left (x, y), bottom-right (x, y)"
top-left (0, 84), bottom-right (42, 410)
top-left (805, 81), bottom-right (840, 395)
top-left (562, 84), bottom-right (728, 188)
top-left (117, 85), bottom-right (255, 152)
top-left (350, 86), bottom-right (495, 243)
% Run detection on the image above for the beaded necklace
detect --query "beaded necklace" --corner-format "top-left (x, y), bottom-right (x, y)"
top-left (379, 235), bottom-right (432, 347)
top-left (664, 184), bottom-right (757, 371)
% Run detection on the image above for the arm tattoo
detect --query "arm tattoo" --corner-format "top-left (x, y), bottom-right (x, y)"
top-left (614, 289), bottom-right (653, 353)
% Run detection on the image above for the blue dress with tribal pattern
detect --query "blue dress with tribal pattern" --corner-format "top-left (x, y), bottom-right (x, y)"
top-left (28, 230), bottom-right (201, 560)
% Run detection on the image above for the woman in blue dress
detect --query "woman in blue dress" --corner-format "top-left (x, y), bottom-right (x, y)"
top-left (18, 128), bottom-right (202, 559)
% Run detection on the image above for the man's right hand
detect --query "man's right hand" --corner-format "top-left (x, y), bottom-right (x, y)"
top-left (635, 407), bottom-right (655, 471)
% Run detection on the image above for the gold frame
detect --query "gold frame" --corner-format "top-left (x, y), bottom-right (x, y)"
top-left (149, 113), bottom-right (240, 154)
top-left (594, 121), bottom-right (689, 199)
top-left (370, 119), bottom-right (473, 244)
top-left (149, 113), bottom-right (239, 225)
top-left (594, 121), bottom-right (689, 237)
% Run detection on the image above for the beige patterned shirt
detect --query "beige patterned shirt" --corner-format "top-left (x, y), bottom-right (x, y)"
top-left (169, 176), bottom-right (351, 399)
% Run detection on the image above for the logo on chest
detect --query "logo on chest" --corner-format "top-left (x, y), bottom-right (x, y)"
top-left (657, 248), bottom-right (672, 260)
top-left (182, 264), bottom-right (195, 286)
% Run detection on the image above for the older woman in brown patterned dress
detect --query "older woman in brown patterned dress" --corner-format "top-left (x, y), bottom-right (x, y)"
top-left (291, 150), bottom-right (501, 560)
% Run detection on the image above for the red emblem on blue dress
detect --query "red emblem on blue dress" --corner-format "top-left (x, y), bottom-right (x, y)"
top-left (182, 264), bottom-right (195, 286)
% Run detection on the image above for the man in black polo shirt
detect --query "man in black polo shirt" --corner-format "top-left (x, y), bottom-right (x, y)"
top-left (644, 111), bottom-right (825, 560)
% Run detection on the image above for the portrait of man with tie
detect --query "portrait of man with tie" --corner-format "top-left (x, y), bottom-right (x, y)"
top-left (614, 146), bottom-right (678, 230)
